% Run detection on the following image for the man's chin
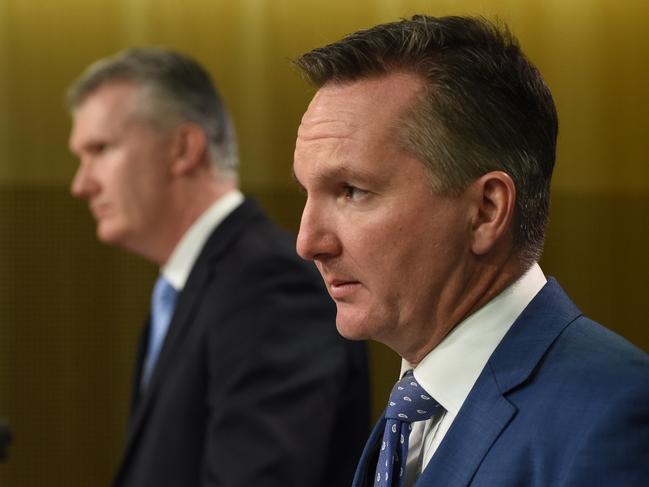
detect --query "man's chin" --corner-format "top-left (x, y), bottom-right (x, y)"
top-left (96, 224), bottom-right (125, 247)
top-left (335, 314), bottom-right (372, 341)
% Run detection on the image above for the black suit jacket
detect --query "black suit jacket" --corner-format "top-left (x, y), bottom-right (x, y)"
top-left (114, 198), bottom-right (370, 487)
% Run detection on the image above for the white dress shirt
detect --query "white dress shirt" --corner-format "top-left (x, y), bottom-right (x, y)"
top-left (162, 189), bottom-right (244, 291)
top-left (400, 263), bottom-right (547, 487)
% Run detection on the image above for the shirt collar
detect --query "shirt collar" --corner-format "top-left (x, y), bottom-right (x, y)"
top-left (401, 263), bottom-right (547, 415)
top-left (161, 190), bottom-right (244, 291)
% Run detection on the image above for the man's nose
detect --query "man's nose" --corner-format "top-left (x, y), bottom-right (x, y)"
top-left (296, 199), bottom-right (341, 262)
top-left (70, 161), bottom-right (99, 199)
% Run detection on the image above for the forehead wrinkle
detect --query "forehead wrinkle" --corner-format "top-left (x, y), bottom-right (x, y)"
top-left (297, 114), bottom-right (361, 142)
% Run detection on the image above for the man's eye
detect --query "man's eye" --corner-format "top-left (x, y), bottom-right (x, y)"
top-left (343, 184), bottom-right (368, 201)
top-left (90, 143), bottom-right (108, 154)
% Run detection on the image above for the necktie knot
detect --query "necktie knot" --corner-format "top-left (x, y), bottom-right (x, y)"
top-left (152, 276), bottom-right (178, 323)
top-left (385, 370), bottom-right (439, 423)
top-left (373, 370), bottom-right (441, 486)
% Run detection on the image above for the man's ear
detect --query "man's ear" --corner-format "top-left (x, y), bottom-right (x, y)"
top-left (171, 123), bottom-right (208, 176)
top-left (469, 171), bottom-right (516, 255)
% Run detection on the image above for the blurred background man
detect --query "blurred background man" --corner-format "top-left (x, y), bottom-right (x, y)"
top-left (67, 48), bottom-right (369, 487)
top-left (294, 15), bottom-right (649, 486)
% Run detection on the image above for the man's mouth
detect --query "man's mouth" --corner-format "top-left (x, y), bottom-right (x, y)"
top-left (90, 203), bottom-right (108, 219)
top-left (327, 279), bottom-right (362, 300)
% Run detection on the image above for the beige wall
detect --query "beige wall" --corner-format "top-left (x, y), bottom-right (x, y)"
top-left (1, 1), bottom-right (648, 485)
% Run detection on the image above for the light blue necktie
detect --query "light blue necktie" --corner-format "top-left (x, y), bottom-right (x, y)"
top-left (141, 275), bottom-right (178, 388)
top-left (373, 370), bottom-right (442, 487)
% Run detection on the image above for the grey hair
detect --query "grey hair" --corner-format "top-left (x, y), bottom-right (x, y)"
top-left (67, 47), bottom-right (238, 178)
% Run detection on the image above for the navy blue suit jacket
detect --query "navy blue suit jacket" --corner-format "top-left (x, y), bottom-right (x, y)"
top-left (354, 278), bottom-right (649, 486)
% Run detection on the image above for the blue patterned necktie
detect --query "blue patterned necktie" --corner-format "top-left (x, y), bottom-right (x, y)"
top-left (141, 275), bottom-right (178, 387)
top-left (374, 370), bottom-right (441, 487)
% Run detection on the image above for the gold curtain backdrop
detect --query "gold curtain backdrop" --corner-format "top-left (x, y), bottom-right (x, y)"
top-left (1, 1), bottom-right (648, 485)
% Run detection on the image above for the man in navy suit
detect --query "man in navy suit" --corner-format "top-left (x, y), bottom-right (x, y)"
top-left (67, 48), bottom-right (369, 486)
top-left (293, 15), bottom-right (649, 486)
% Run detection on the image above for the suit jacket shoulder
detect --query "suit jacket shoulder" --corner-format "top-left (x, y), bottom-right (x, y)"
top-left (414, 278), bottom-right (649, 486)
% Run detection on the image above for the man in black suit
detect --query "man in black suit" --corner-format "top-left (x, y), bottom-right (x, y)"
top-left (67, 48), bottom-right (369, 487)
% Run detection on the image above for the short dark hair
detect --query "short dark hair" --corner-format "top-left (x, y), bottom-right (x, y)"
top-left (67, 47), bottom-right (238, 176)
top-left (295, 15), bottom-right (558, 265)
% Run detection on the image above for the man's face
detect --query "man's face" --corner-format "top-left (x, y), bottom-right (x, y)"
top-left (293, 73), bottom-right (473, 359)
top-left (69, 82), bottom-right (175, 259)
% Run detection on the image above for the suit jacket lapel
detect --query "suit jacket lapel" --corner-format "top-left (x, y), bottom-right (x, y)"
top-left (417, 368), bottom-right (516, 486)
top-left (417, 279), bottom-right (582, 486)
top-left (116, 198), bottom-right (263, 479)
top-left (353, 413), bottom-right (387, 487)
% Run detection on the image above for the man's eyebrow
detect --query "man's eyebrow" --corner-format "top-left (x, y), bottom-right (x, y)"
top-left (292, 164), bottom-right (377, 189)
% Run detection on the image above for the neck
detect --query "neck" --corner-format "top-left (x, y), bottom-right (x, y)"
top-left (143, 175), bottom-right (238, 266)
top-left (400, 252), bottom-right (525, 365)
